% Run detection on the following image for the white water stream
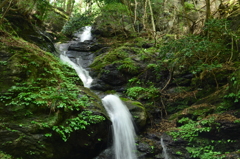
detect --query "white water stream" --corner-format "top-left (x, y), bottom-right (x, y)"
top-left (79, 26), bottom-right (92, 42)
top-left (161, 137), bottom-right (170, 159)
top-left (58, 27), bottom-right (137, 158)
top-left (102, 95), bottom-right (137, 159)
top-left (59, 26), bottom-right (93, 88)
top-left (60, 53), bottom-right (93, 88)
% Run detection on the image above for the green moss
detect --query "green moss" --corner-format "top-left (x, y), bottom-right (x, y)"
top-left (90, 46), bottom-right (141, 74)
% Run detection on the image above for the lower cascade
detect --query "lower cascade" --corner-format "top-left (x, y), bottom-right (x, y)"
top-left (102, 95), bottom-right (137, 159)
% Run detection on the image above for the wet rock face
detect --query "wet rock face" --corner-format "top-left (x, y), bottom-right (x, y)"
top-left (69, 41), bottom-right (103, 52)
top-left (66, 50), bottom-right (94, 69)
top-left (94, 148), bottom-right (114, 159)
top-left (123, 100), bottom-right (147, 130)
top-left (6, 13), bottom-right (56, 53)
top-left (100, 64), bottom-right (128, 86)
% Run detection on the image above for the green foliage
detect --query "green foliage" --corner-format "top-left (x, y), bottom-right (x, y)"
top-left (158, 19), bottom-right (236, 77)
top-left (0, 35), bottom-right (107, 145)
top-left (0, 61), bottom-right (7, 65)
top-left (223, 72), bottom-right (240, 108)
top-left (91, 46), bottom-right (138, 73)
top-left (96, 2), bottom-right (132, 34)
top-left (89, 0), bottom-right (121, 4)
top-left (203, 19), bottom-right (230, 39)
top-left (184, 2), bottom-right (195, 11)
top-left (52, 111), bottom-right (105, 142)
top-left (168, 117), bottom-right (235, 158)
top-left (62, 10), bottom-right (97, 36)
top-left (0, 151), bottom-right (12, 159)
top-left (116, 57), bottom-right (138, 73)
top-left (126, 86), bottom-right (159, 100)
top-left (14, 0), bottom-right (50, 21)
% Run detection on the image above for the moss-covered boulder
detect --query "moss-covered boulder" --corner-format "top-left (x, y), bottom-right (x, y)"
top-left (121, 98), bottom-right (147, 130)
top-left (0, 30), bottom-right (110, 159)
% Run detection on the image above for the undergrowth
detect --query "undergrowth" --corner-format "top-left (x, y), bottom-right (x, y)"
top-left (0, 33), bottom-right (106, 142)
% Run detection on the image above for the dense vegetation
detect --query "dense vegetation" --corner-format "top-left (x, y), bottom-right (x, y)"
top-left (1, 0), bottom-right (240, 158)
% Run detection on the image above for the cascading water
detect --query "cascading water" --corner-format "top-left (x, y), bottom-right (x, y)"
top-left (161, 137), bottom-right (170, 159)
top-left (102, 95), bottom-right (137, 159)
top-left (58, 26), bottom-right (93, 88)
top-left (60, 53), bottom-right (93, 88)
top-left (79, 26), bottom-right (92, 42)
top-left (58, 26), bottom-right (137, 158)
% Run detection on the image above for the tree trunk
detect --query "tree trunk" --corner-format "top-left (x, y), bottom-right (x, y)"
top-left (66, 0), bottom-right (72, 14)
top-left (142, 0), bottom-right (148, 30)
top-left (70, 0), bottom-right (75, 14)
top-left (148, 0), bottom-right (156, 37)
top-left (205, 0), bottom-right (211, 20)
top-left (63, 0), bottom-right (66, 11)
top-left (134, 0), bottom-right (137, 25)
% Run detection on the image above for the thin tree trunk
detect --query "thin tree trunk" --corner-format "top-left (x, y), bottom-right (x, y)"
top-left (134, 0), bottom-right (137, 25)
top-left (148, 0), bottom-right (156, 38)
top-left (66, 0), bottom-right (72, 14)
top-left (70, 0), bottom-right (75, 14)
top-left (63, 0), bottom-right (66, 11)
top-left (205, 0), bottom-right (211, 20)
top-left (142, 0), bottom-right (147, 30)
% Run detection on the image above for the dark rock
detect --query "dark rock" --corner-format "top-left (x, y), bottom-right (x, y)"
top-left (66, 51), bottom-right (94, 68)
top-left (68, 42), bottom-right (103, 52)
top-left (90, 79), bottom-right (113, 91)
top-left (137, 143), bottom-right (152, 152)
top-left (100, 64), bottom-right (128, 86)
top-left (94, 147), bottom-right (114, 159)
top-left (5, 12), bottom-right (57, 54)
top-left (161, 133), bottom-right (191, 159)
top-left (123, 100), bottom-right (147, 130)
top-left (142, 43), bottom-right (154, 48)
top-left (172, 72), bottom-right (193, 86)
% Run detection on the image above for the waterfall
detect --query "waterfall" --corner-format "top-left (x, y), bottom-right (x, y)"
top-left (80, 26), bottom-right (92, 42)
top-left (60, 53), bottom-right (93, 88)
top-left (58, 26), bottom-right (137, 158)
top-left (102, 94), bottom-right (137, 159)
top-left (161, 137), bottom-right (170, 159)
top-left (59, 27), bottom-right (93, 88)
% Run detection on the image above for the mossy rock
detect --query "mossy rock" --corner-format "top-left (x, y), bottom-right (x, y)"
top-left (121, 98), bottom-right (147, 129)
top-left (0, 31), bottom-right (110, 159)
top-left (90, 46), bottom-right (140, 74)
top-left (169, 103), bottom-right (216, 122)
top-left (169, 85), bottom-right (229, 121)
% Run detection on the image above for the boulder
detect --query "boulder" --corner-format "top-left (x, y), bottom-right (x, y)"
top-left (0, 33), bottom-right (111, 159)
top-left (123, 99), bottom-right (147, 130)
top-left (68, 42), bottom-right (103, 52)
top-left (100, 64), bottom-right (128, 86)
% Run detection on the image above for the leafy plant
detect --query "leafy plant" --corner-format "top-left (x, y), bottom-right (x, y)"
top-left (52, 111), bottom-right (105, 142)
top-left (62, 10), bottom-right (97, 36)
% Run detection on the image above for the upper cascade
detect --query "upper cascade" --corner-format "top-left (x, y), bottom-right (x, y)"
top-left (80, 26), bottom-right (92, 42)
top-left (57, 26), bottom-right (94, 88)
